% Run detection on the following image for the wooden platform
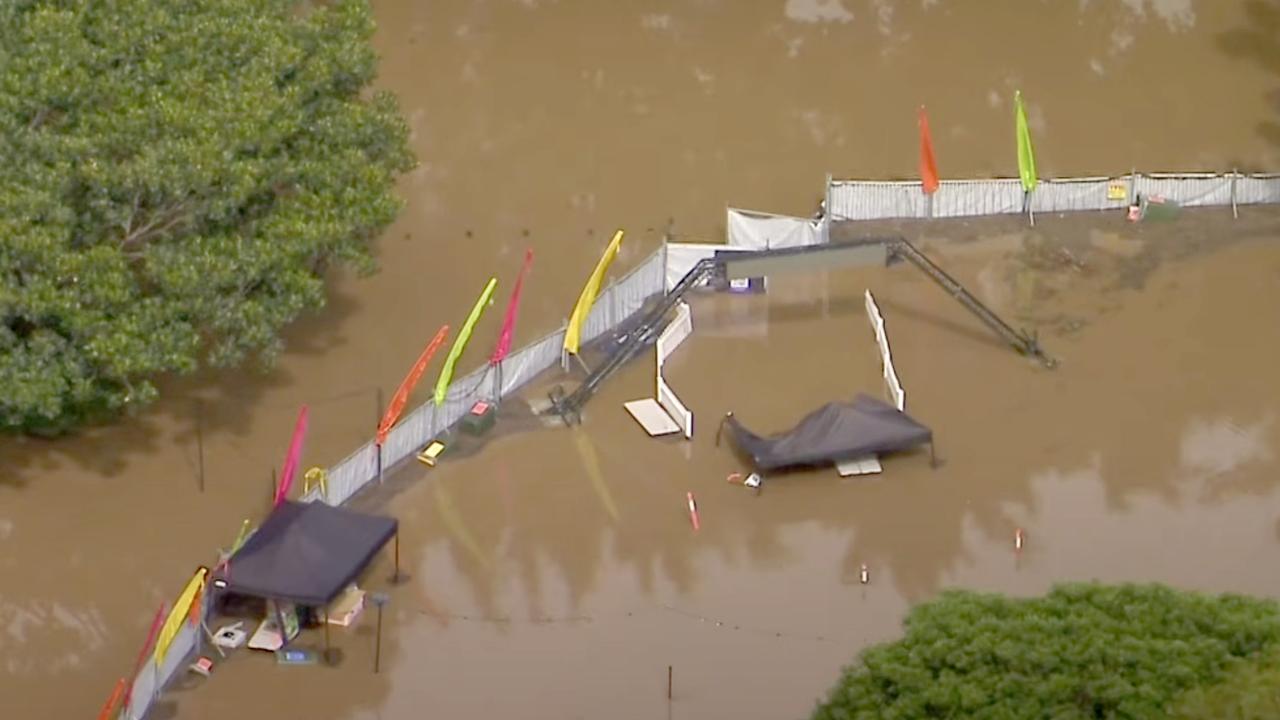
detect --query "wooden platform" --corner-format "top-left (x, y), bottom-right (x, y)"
top-left (623, 399), bottom-right (680, 437)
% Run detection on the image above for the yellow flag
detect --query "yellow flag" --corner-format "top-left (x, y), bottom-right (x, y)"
top-left (564, 230), bottom-right (624, 355)
top-left (153, 567), bottom-right (208, 666)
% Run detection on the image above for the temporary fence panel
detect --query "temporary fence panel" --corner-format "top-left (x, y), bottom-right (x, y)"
top-left (1030, 176), bottom-right (1128, 213)
top-left (580, 248), bottom-right (666, 344)
top-left (826, 181), bottom-right (926, 221)
top-left (1134, 173), bottom-right (1233, 208)
top-left (497, 329), bottom-right (568, 400)
top-left (664, 242), bottom-right (751, 291)
top-left (864, 290), bottom-right (904, 412)
top-left (931, 179), bottom-right (1025, 218)
top-left (655, 302), bottom-right (694, 439)
top-left (726, 208), bottom-right (823, 249)
top-left (656, 375), bottom-right (692, 440)
top-left (1236, 173), bottom-right (1280, 205)
top-left (324, 440), bottom-right (379, 506)
top-left (125, 661), bottom-right (158, 720)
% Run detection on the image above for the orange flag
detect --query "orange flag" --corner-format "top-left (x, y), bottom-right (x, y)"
top-left (377, 325), bottom-right (450, 446)
top-left (918, 105), bottom-right (940, 195)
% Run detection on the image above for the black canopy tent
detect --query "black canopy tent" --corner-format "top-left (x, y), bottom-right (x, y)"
top-left (719, 393), bottom-right (934, 471)
top-left (214, 501), bottom-right (399, 659)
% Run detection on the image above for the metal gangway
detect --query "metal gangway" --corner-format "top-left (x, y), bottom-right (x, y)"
top-left (548, 236), bottom-right (1054, 424)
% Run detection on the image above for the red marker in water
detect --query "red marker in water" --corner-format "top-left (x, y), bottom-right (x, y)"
top-left (687, 492), bottom-right (700, 531)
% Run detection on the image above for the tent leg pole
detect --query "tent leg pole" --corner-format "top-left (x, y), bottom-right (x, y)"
top-left (392, 532), bottom-right (403, 584)
top-left (324, 609), bottom-right (331, 665)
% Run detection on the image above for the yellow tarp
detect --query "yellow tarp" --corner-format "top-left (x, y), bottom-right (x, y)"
top-left (564, 230), bottom-right (624, 355)
top-left (153, 566), bottom-right (208, 666)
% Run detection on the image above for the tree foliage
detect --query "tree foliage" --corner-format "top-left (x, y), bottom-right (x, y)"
top-left (0, 0), bottom-right (413, 433)
top-left (813, 583), bottom-right (1280, 720)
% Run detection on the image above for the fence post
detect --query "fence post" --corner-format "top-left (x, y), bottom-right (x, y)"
top-left (375, 387), bottom-right (384, 485)
top-left (823, 173), bottom-right (833, 242)
top-left (1231, 168), bottom-right (1239, 219)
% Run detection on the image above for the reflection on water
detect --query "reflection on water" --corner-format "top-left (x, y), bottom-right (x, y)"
top-left (1180, 415), bottom-right (1273, 479)
top-left (1, 600), bottom-right (108, 676)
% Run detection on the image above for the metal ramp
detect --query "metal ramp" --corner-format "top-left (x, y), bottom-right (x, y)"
top-left (885, 238), bottom-right (1056, 368)
top-left (547, 236), bottom-right (1054, 424)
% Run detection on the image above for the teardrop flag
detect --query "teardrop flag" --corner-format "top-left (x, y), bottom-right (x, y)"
top-left (918, 105), bottom-right (940, 195)
top-left (153, 567), bottom-right (208, 666)
top-left (435, 278), bottom-right (498, 406)
top-left (378, 324), bottom-right (450, 445)
top-left (490, 249), bottom-right (534, 365)
top-left (1015, 91), bottom-right (1038, 192)
top-left (273, 405), bottom-right (309, 507)
top-left (564, 230), bottom-right (624, 356)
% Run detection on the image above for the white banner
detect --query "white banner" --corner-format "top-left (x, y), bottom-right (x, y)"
top-left (726, 207), bottom-right (822, 250)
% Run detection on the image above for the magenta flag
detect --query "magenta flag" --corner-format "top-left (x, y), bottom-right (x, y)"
top-left (274, 405), bottom-right (309, 507)
top-left (490, 248), bottom-right (534, 364)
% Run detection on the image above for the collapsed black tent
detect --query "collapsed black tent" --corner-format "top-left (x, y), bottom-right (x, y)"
top-left (217, 501), bottom-right (398, 606)
top-left (722, 393), bottom-right (933, 471)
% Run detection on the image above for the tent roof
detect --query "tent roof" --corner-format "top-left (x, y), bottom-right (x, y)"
top-left (725, 393), bottom-right (932, 471)
top-left (218, 501), bottom-right (397, 606)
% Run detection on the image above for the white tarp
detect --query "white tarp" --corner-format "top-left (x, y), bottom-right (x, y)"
top-left (864, 290), bottom-right (904, 412)
top-left (726, 208), bottom-right (823, 250)
top-left (655, 302), bottom-right (694, 439)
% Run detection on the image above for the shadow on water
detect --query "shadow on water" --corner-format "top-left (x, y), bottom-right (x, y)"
top-left (1219, 0), bottom-right (1280, 156)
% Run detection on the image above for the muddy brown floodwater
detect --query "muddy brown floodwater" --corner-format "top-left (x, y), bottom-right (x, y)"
top-left (1, 1), bottom-right (1279, 718)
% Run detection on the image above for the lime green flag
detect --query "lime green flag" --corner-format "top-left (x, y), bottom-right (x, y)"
top-left (434, 277), bottom-right (497, 405)
top-left (1015, 90), bottom-right (1038, 192)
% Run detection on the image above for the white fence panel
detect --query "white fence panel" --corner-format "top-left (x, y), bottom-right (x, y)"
top-left (864, 291), bottom-right (904, 412)
top-left (1134, 173), bottom-right (1233, 208)
top-left (828, 181), bottom-right (926, 221)
top-left (655, 302), bottom-right (694, 439)
top-left (324, 440), bottom-right (379, 506)
top-left (1031, 176), bottom-right (1127, 213)
top-left (581, 249), bottom-right (665, 344)
top-left (1233, 174), bottom-right (1280, 205)
top-left (126, 661), bottom-right (158, 720)
top-left (498, 331), bottom-right (566, 399)
top-left (931, 179), bottom-right (1025, 218)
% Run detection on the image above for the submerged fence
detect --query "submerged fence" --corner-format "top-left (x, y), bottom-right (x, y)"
top-left (311, 245), bottom-right (669, 507)
top-left (825, 171), bottom-right (1280, 221)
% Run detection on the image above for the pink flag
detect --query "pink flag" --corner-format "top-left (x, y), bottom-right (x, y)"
top-left (274, 405), bottom-right (309, 507)
top-left (490, 248), bottom-right (534, 365)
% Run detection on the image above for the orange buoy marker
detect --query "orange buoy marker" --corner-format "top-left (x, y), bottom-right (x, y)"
top-left (1015, 528), bottom-right (1025, 552)
top-left (687, 492), bottom-right (700, 531)
top-left (859, 564), bottom-right (869, 585)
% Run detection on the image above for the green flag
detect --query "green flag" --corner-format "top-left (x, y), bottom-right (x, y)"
top-left (434, 277), bottom-right (498, 406)
top-left (1015, 91), bottom-right (1038, 192)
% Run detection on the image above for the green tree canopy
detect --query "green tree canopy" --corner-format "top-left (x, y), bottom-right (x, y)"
top-left (813, 583), bottom-right (1280, 719)
top-left (0, 0), bottom-right (412, 433)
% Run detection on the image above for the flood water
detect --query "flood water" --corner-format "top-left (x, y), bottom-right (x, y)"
top-left (2, 1), bottom-right (1279, 717)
